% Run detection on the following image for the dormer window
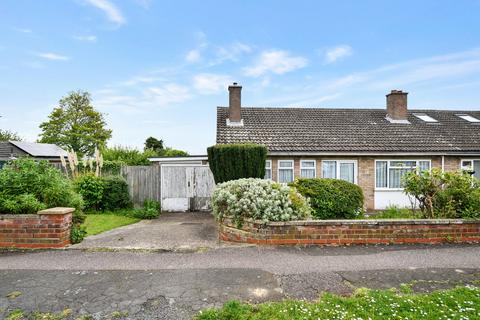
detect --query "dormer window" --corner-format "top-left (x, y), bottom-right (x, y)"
top-left (413, 113), bottom-right (438, 123)
top-left (456, 114), bottom-right (480, 123)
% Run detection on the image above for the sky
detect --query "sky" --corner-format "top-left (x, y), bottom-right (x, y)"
top-left (1, 0), bottom-right (480, 154)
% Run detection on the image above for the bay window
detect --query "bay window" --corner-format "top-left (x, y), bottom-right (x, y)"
top-left (300, 160), bottom-right (316, 178)
top-left (461, 159), bottom-right (480, 179)
top-left (264, 160), bottom-right (272, 180)
top-left (278, 160), bottom-right (294, 183)
top-left (322, 160), bottom-right (357, 184)
top-left (375, 160), bottom-right (431, 189)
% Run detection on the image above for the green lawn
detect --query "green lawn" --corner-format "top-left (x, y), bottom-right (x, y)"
top-left (83, 212), bottom-right (141, 236)
top-left (196, 286), bottom-right (480, 320)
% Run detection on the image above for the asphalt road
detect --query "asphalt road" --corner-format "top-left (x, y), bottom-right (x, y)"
top-left (1, 244), bottom-right (480, 319)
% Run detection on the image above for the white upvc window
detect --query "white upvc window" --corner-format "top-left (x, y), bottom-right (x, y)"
top-left (375, 160), bottom-right (431, 190)
top-left (321, 160), bottom-right (357, 184)
top-left (264, 160), bottom-right (272, 180)
top-left (300, 160), bottom-right (316, 178)
top-left (461, 159), bottom-right (480, 180)
top-left (278, 160), bottom-right (294, 183)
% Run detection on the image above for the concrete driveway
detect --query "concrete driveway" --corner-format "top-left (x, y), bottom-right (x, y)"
top-left (71, 212), bottom-right (224, 251)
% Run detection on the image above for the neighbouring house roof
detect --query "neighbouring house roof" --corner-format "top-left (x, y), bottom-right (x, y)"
top-left (216, 107), bottom-right (480, 154)
top-left (9, 141), bottom-right (68, 158)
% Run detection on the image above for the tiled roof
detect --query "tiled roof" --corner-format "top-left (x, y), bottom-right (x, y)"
top-left (216, 107), bottom-right (480, 153)
top-left (10, 141), bottom-right (68, 157)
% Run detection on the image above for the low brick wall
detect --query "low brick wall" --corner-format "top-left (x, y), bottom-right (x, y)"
top-left (0, 207), bottom-right (74, 249)
top-left (219, 218), bottom-right (480, 245)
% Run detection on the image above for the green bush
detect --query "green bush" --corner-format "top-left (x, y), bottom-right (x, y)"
top-left (372, 205), bottom-right (420, 219)
top-left (0, 194), bottom-right (46, 214)
top-left (211, 178), bottom-right (311, 226)
top-left (133, 199), bottom-right (160, 219)
top-left (403, 168), bottom-right (480, 219)
top-left (207, 144), bottom-right (268, 183)
top-left (75, 174), bottom-right (104, 211)
top-left (291, 178), bottom-right (364, 219)
top-left (101, 175), bottom-right (132, 211)
top-left (0, 158), bottom-right (84, 216)
top-left (70, 224), bottom-right (87, 244)
top-left (75, 174), bottom-right (132, 212)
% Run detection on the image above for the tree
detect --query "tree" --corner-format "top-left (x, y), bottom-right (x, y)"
top-left (0, 129), bottom-right (22, 141)
top-left (144, 137), bottom-right (163, 152)
top-left (160, 147), bottom-right (188, 157)
top-left (38, 91), bottom-right (112, 157)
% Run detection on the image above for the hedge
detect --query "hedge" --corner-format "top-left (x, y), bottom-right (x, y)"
top-left (207, 144), bottom-right (267, 183)
top-left (291, 178), bottom-right (364, 219)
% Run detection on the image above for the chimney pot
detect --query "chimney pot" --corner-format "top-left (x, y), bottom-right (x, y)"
top-left (228, 82), bottom-right (242, 124)
top-left (386, 89), bottom-right (408, 121)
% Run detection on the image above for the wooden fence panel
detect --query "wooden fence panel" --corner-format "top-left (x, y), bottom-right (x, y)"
top-left (121, 166), bottom-right (161, 206)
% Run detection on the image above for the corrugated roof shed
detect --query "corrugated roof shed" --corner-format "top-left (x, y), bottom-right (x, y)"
top-left (9, 141), bottom-right (68, 157)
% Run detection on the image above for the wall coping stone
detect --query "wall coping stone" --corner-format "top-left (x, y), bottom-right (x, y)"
top-left (37, 207), bottom-right (75, 215)
top-left (224, 218), bottom-right (480, 227)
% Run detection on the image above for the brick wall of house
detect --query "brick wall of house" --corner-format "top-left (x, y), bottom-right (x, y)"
top-left (0, 207), bottom-right (73, 249)
top-left (219, 218), bottom-right (480, 245)
top-left (267, 155), bottom-right (478, 211)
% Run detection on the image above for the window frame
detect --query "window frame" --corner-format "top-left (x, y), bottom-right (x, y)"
top-left (321, 159), bottom-right (358, 184)
top-left (374, 159), bottom-right (432, 191)
top-left (460, 159), bottom-right (480, 179)
top-left (277, 159), bottom-right (294, 183)
top-left (300, 159), bottom-right (316, 178)
top-left (264, 160), bottom-right (272, 180)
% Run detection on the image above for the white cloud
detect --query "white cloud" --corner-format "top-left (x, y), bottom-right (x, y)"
top-left (120, 75), bottom-right (160, 86)
top-left (212, 42), bottom-right (252, 65)
top-left (84, 0), bottom-right (126, 25)
top-left (74, 35), bottom-right (97, 42)
top-left (324, 45), bottom-right (353, 64)
top-left (185, 31), bottom-right (208, 63)
top-left (144, 84), bottom-right (191, 106)
top-left (185, 49), bottom-right (201, 63)
top-left (244, 50), bottom-right (308, 77)
top-left (13, 27), bottom-right (32, 33)
top-left (193, 73), bottom-right (232, 94)
top-left (134, 0), bottom-right (151, 8)
top-left (36, 52), bottom-right (70, 61)
top-left (95, 83), bottom-right (191, 114)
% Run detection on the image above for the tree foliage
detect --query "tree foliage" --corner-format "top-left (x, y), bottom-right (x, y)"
top-left (160, 147), bottom-right (188, 157)
top-left (144, 137), bottom-right (164, 152)
top-left (102, 146), bottom-right (157, 166)
top-left (207, 144), bottom-right (267, 183)
top-left (403, 168), bottom-right (480, 219)
top-left (0, 129), bottom-right (22, 141)
top-left (38, 91), bottom-right (112, 157)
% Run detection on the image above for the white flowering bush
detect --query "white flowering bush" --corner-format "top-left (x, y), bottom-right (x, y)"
top-left (211, 178), bottom-right (311, 225)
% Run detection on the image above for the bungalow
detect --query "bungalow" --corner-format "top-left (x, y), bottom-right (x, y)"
top-left (216, 83), bottom-right (480, 211)
top-left (0, 141), bottom-right (67, 168)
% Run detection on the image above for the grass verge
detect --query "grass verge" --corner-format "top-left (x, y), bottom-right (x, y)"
top-left (83, 210), bottom-right (141, 236)
top-left (196, 286), bottom-right (480, 320)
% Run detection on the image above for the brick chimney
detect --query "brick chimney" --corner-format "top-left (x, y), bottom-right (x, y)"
top-left (227, 82), bottom-right (243, 125)
top-left (386, 90), bottom-right (408, 121)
